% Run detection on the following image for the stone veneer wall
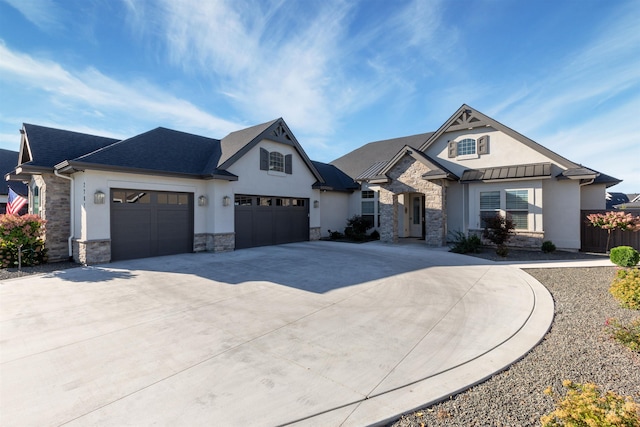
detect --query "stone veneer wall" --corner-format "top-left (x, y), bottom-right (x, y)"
top-left (309, 227), bottom-right (321, 241)
top-left (469, 229), bottom-right (544, 249)
top-left (379, 155), bottom-right (447, 246)
top-left (35, 174), bottom-right (72, 261)
top-left (74, 239), bottom-right (111, 265)
top-left (194, 233), bottom-right (235, 253)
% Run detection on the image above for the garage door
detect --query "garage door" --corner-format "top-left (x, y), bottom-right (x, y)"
top-left (234, 195), bottom-right (309, 249)
top-left (110, 189), bottom-right (194, 261)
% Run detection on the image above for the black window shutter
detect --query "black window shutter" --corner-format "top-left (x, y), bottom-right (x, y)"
top-left (448, 141), bottom-right (457, 158)
top-left (478, 136), bottom-right (489, 155)
top-left (285, 154), bottom-right (292, 174)
top-left (260, 148), bottom-right (269, 170)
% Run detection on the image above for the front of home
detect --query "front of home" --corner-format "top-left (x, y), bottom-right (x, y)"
top-left (4, 105), bottom-right (619, 264)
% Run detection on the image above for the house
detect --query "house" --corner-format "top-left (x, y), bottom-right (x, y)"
top-left (5, 119), bottom-right (357, 264)
top-left (606, 192), bottom-right (629, 209)
top-left (4, 104), bottom-right (620, 264)
top-left (0, 148), bottom-right (28, 214)
top-left (331, 104), bottom-right (619, 250)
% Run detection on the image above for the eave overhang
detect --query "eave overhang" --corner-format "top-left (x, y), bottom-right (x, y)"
top-left (54, 160), bottom-right (239, 181)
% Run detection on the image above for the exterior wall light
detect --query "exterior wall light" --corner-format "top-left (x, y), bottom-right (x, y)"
top-left (313, 200), bottom-right (319, 208)
top-left (94, 190), bottom-right (105, 205)
top-left (222, 195), bottom-right (231, 207)
top-left (198, 195), bottom-right (208, 206)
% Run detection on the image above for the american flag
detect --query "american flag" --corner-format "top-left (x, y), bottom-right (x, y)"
top-left (6, 187), bottom-right (27, 215)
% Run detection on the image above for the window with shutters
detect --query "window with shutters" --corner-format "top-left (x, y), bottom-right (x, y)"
top-left (269, 151), bottom-right (284, 172)
top-left (448, 135), bottom-right (489, 159)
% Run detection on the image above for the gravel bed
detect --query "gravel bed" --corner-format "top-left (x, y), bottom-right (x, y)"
top-left (0, 261), bottom-right (82, 281)
top-left (391, 266), bottom-right (640, 427)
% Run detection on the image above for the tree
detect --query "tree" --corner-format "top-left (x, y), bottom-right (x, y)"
top-left (586, 211), bottom-right (640, 252)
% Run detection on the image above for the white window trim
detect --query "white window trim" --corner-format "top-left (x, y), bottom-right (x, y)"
top-left (471, 183), bottom-right (542, 232)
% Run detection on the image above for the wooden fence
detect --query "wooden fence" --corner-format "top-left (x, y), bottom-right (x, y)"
top-left (581, 210), bottom-right (640, 253)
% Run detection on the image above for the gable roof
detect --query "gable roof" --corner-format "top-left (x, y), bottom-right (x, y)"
top-left (331, 132), bottom-right (433, 180)
top-left (0, 149), bottom-right (27, 196)
top-left (19, 124), bottom-right (119, 171)
top-left (311, 161), bottom-right (359, 192)
top-left (218, 118), bottom-right (324, 183)
top-left (57, 127), bottom-right (236, 180)
top-left (369, 145), bottom-right (458, 183)
top-left (419, 104), bottom-right (582, 171)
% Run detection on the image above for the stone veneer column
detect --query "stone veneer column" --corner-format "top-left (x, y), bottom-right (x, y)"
top-left (309, 227), bottom-right (321, 241)
top-left (379, 154), bottom-right (448, 246)
top-left (36, 174), bottom-right (71, 261)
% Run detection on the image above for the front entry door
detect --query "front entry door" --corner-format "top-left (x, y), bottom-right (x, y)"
top-left (409, 194), bottom-right (424, 237)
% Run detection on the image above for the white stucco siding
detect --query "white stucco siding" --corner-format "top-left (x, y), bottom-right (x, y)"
top-left (581, 184), bottom-right (606, 209)
top-left (73, 171), bottom-right (206, 241)
top-left (427, 128), bottom-right (566, 176)
top-left (542, 179), bottom-right (581, 250)
top-left (446, 181), bottom-right (465, 237)
top-left (226, 139), bottom-right (321, 228)
top-left (319, 191), bottom-right (350, 236)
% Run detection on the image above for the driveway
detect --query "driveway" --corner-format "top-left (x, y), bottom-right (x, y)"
top-left (0, 241), bottom-right (553, 426)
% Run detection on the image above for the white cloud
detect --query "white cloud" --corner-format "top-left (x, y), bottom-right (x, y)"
top-left (1, 0), bottom-right (64, 31)
top-left (0, 41), bottom-right (243, 137)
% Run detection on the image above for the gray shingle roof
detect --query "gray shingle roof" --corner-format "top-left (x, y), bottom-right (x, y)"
top-left (331, 132), bottom-right (433, 180)
top-left (73, 127), bottom-right (224, 177)
top-left (460, 163), bottom-right (551, 182)
top-left (1, 149), bottom-right (27, 196)
top-left (22, 124), bottom-right (119, 168)
top-left (311, 161), bottom-right (359, 192)
top-left (219, 119), bottom-right (279, 166)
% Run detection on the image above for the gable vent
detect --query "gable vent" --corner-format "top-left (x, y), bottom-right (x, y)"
top-left (271, 124), bottom-right (292, 141)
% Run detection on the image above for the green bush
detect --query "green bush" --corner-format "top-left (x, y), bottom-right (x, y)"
top-left (606, 317), bottom-right (640, 352)
top-left (541, 240), bottom-right (556, 253)
top-left (345, 215), bottom-right (372, 240)
top-left (449, 230), bottom-right (482, 254)
top-left (0, 214), bottom-right (48, 268)
top-left (610, 246), bottom-right (640, 267)
top-left (369, 230), bottom-right (380, 240)
top-left (541, 380), bottom-right (640, 427)
top-left (610, 268), bottom-right (640, 310)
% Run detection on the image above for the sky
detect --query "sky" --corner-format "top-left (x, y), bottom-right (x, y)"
top-left (0, 0), bottom-right (638, 193)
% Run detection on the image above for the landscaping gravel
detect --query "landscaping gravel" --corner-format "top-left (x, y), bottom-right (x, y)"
top-left (0, 260), bottom-right (81, 281)
top-left (391, 266), bottom-right (640, 427)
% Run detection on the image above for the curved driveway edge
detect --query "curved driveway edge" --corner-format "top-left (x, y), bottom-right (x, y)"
top-left (0, 241), bottom-right (553, 427)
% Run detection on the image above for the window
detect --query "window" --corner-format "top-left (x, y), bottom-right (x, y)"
top-left (269, 151), bottom-right (284, 172)
top-left (506, 190), bottom-right (529, 229)
top-left (31, 183), bottom-right (40, 215)
top-left (480, 191), bottom-right (500, 227)
top-left (112, 191), bottom-right (149, 204)
top-left (479, 189), bottom-right (531, 230)
top-left (457, 138), bottom-right (476, 156)
top-left (235, 196), bottom-right (252, 206)
top-left (292, 199), bottom-right (305, 207)
top-left (361, 190), bottom-right (379, 228)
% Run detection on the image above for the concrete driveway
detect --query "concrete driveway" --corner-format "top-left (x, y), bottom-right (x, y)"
top-left (0, 241), bottom-right (553, 426)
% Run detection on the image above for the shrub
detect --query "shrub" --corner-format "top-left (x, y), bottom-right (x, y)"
top-left (610, 268), bottom-right (640, 309)
top-left (606, 317), bottom-right (640, 352)
top-left (449, 230), bottom-right (482, 254)
top-left (0, 214), bottom-right (48, 268)
top-left (541, 240), bottom-right (556, 253)
top-left (369, 229), bottom-right (380, 240)
top-left (345, 215), bottom-right (372, 240)
top-left (541, 380), bottom-right (640, 427)
top-left (327, 230), bottom-right (344, 240)
top-left (483, 214), bottom-right (515, 256)
top-left (610, 246), bottom-right (640, 267)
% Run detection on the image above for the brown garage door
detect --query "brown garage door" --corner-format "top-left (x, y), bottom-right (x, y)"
top-left (234, 195), bottom-right (309, 249)
top-left (110, 189), bottom-right (194, 261)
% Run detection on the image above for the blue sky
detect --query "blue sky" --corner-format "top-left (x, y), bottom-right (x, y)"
top-left (0, 0), bottom-right (638, 192)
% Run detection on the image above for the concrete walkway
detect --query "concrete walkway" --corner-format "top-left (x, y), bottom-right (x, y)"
top-left (0, 241), bottom-right (554, 426)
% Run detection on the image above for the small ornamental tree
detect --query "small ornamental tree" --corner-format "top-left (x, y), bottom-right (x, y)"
top-left (586, 211), bottom-right (640, 252)
top-left (482, 213), bottom-right (515, 257)
top-left (0, 214), bottom-right (48, 268)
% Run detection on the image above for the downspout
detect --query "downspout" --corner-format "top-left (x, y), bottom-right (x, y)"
top-left (54, 169), bottom-right (74, 259)
top-left (579, 178), bottom-right (595, 187)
